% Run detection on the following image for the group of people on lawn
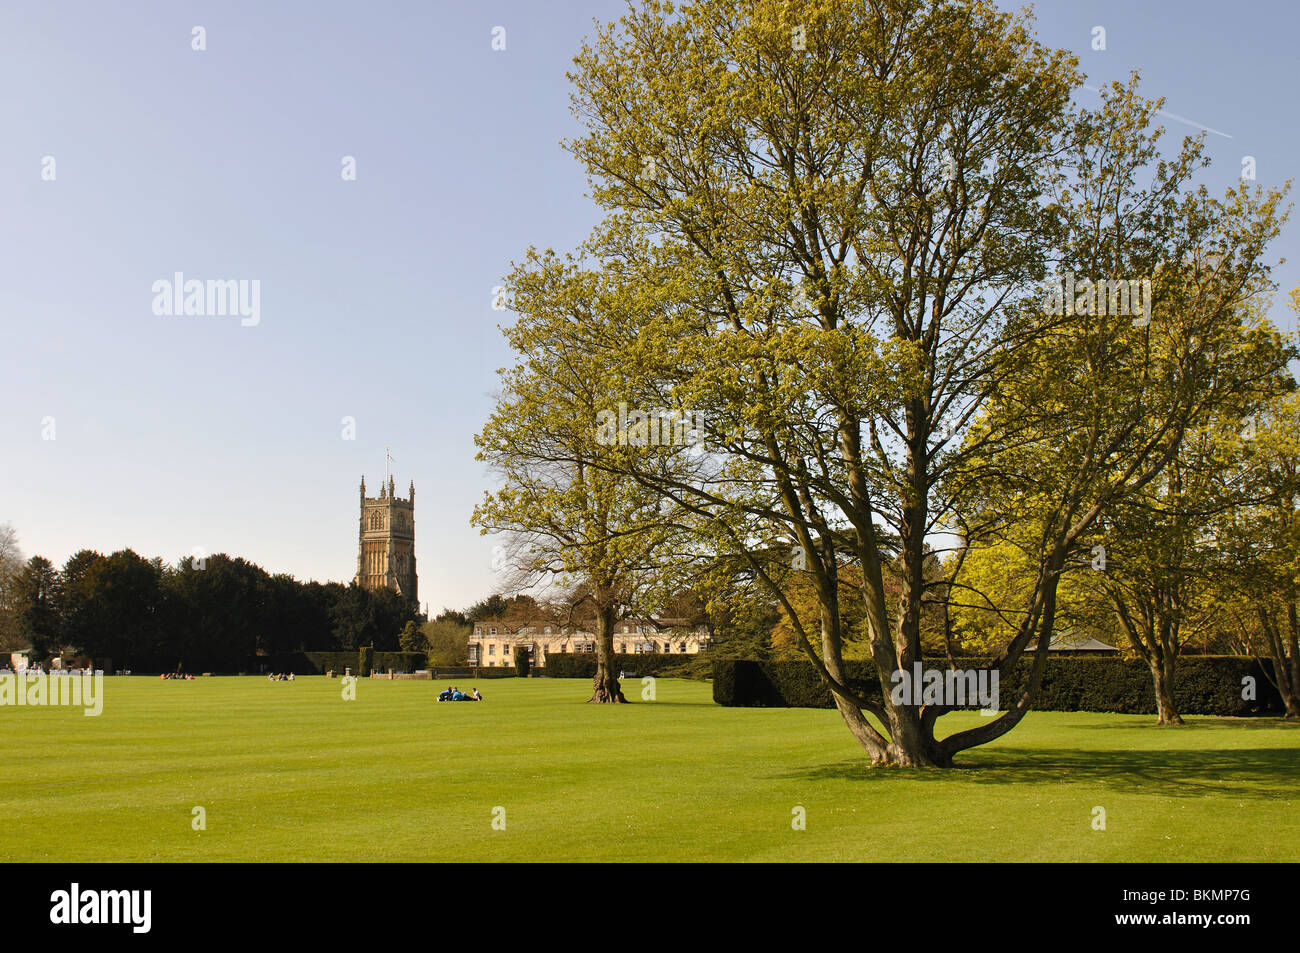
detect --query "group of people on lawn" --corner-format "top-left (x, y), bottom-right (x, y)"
top-left (438, 685), bottom-right (480, 702)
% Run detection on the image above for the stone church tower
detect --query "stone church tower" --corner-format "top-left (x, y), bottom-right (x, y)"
top-left (355, 475), bottom-right (417, 602)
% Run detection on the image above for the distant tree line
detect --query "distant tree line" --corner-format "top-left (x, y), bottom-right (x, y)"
top-left (4, 548), bottom-right (417, 672)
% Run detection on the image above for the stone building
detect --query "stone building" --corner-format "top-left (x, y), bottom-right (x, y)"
top-left (468, 617), bottom-right (710, 668)
top-left (355, 475), bottom-right (417, 602)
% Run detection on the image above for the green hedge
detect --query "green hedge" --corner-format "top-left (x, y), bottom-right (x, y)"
top-left (374, 651), bottom-right (426, 674)
top-left (541, 653), bottom-right (703, 679)
top-left (513, 646), bottom-right (532, 677)
top-left (711, 656), bottom-right (1284, 715)
top-left (430, 667), bottom-right (520, 679)
top-left (250, 651), bottom-right (428, 675)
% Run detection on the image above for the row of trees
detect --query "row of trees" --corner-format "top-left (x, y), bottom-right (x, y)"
top-left (953, 388), bottom-right (1300, 722)
top-left (0, 545), bottom-right (418, 671)
top-left (473, 0), bottom-right (1299, 765)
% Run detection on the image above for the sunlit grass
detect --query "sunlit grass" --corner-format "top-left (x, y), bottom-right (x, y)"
top-left (1, 676), bottom-right (1295, 861)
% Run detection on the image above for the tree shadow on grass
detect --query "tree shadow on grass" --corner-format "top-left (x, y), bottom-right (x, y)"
top-left (774, 746), bottom-right (1300, 800)
top-left (1076, 716), bottom-right (1300, 731)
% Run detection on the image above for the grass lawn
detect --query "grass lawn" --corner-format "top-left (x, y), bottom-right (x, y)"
top-left (1, 675), bottom-right (1296, 862)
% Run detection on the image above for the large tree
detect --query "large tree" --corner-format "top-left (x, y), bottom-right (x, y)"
top-left (473, 256), bottom-right (700, 702)
top-left (549, 0), bottom-right (1292, 764)
top-left (421, 618), bottom-right (472, 667)
top-left (11, 555), bottom-right (61, 660)
top-left (1217, 382), bottom-right (1300, 717)
top-left (61, 549), bottom-right (167, 668)
top-left (0, 524), bottom-right (25, 652)
top-left (1057, 413), bottom-right (1279, 725)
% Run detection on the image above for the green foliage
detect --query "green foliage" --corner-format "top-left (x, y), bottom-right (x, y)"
top-left (529, 0), bottom-right (1297, 762)
top-left (0, 523), bottom-right (23, 653)
top-left (422, 619), bottom-right (471, 667)
top-left (359, 646), bottom-right (374, 677)
top-left (7, 546), bottom-right (418, 670)
top-left (542, 652), bottom-right (706, 679)
top-left (399, 620), bottom-right (425, 652)
top-left (712, 657), bottom-right (1283, 715)
top-left (11, 555), bottom-right (61, 658)
top-left (252, 651), bottom-right (426, 675)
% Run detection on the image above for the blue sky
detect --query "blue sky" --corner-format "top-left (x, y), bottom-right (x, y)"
top-left (2, 1), bottom-right (1297, 615)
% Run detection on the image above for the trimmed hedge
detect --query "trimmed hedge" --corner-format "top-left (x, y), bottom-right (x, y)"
top-left (542, 652), bottom-right (702, 679)
top-left (429, 666), bottom-right (523, 679)
top-left (250, 651), bottom-right (428, 675)
top-left (513, 646), bottom-right (531, 677)
top-left (712, 656), bottom-right (1284, 715)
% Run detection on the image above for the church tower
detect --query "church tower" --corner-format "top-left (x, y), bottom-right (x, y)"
top-left (355, 474), bottom-right (417, 602)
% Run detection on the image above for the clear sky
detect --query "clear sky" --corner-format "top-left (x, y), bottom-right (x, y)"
top-left (3, 1), bottom-right (1297, 615)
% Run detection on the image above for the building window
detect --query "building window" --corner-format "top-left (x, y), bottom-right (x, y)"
top-left (488, 644), bottom-right (495, 656)
top-left (489, 627), bottom-right (496, 635)
top-left (619, 644), bottom-right (626, 653)
top-left (544, 626), bottom-right (552, 634)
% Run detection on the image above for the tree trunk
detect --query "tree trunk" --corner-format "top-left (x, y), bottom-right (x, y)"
top-left (883, 693), bottom-right (947, 767)
top-left (1151, 658), bottom-right (1183, 725)
top-left (1284, 603), bottom-right (1300, 719)
top-left (588, 604), bottom-right (626, 704)
top-left (1255, 605), bottom-right (1298, 718)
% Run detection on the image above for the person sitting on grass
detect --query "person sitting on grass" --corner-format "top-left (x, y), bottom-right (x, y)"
top-left (472, 688), bottom-right (481, 701)
top-left (438, 687), bottom-right (452, 701)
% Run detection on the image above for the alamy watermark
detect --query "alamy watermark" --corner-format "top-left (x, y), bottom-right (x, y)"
top-left (152, 272), bottom-right (260, 327)
top-left (595, 402), bottom-right (704, 447)
top-left (1042, 271), bottom-right (1153, 327)
top-left (889, 663), bottom-right (999, 714)
top-left (50, 883), bottom-right (150, 933)
top-left (1, 670), bottom-right (103, 716)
